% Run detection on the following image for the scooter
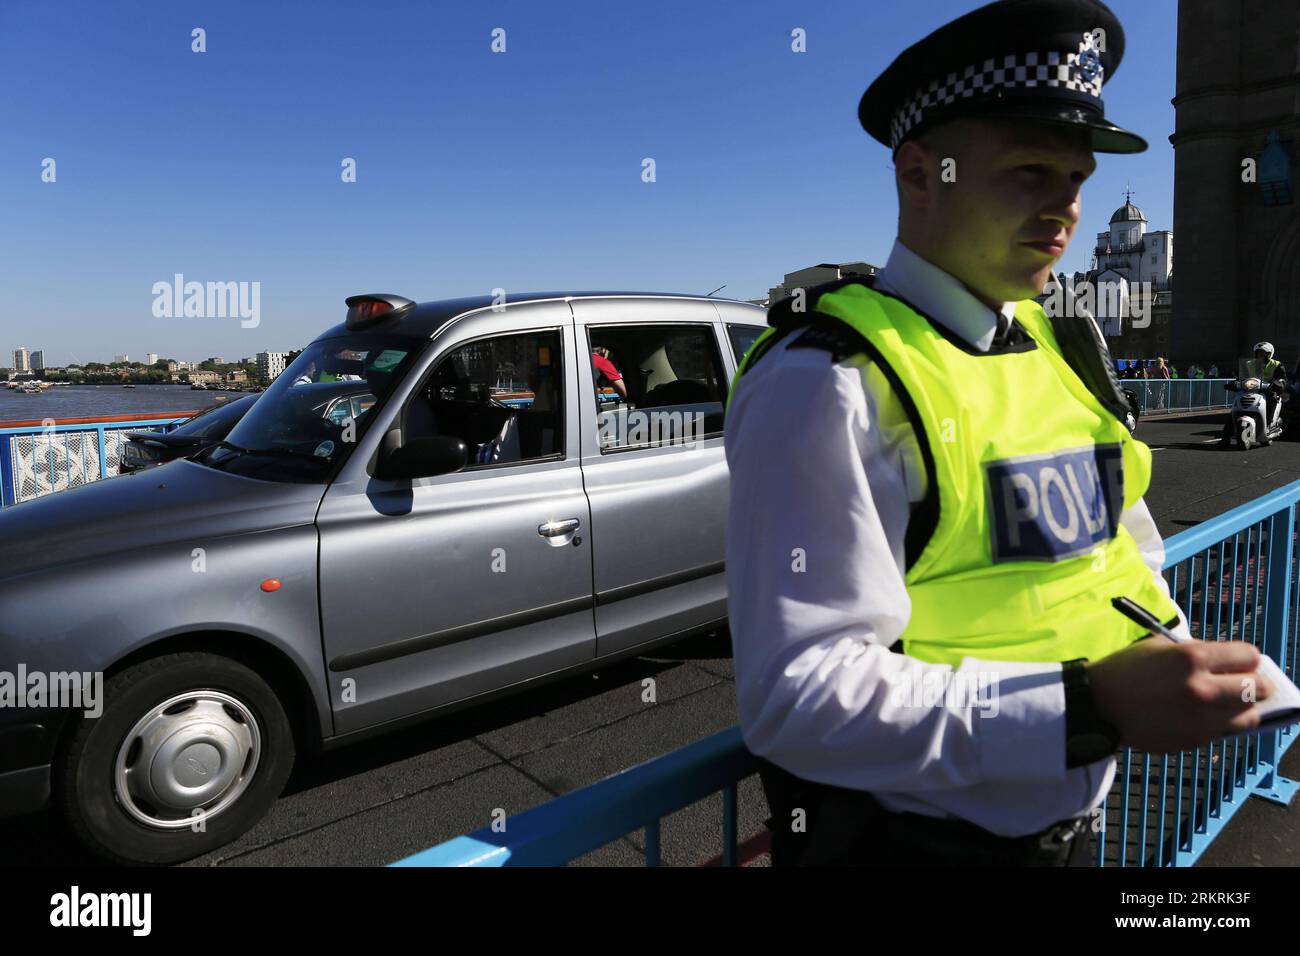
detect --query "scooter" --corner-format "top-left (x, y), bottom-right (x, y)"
top-left (1222, 377), bottom-right (1286, 449)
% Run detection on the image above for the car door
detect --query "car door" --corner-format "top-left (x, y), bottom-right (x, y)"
top-left (572, 296), bottom-right (739, 658)
top-left (317, 303), bottom-right (595, 735)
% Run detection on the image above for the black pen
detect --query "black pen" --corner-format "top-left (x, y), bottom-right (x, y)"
top-left (1111, 596), bottom-right (1181, 641)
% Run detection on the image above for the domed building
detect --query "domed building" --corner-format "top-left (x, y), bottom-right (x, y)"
top-left (1094, 198), bottom-right (1173, 287)
top-left (1087, 195), bottom-right (1174, 344)
top-left (1036, 192), bottom-right (1174, 357)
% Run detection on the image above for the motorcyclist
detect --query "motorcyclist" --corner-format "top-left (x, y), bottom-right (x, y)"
top-left (1228, 341), bottom-right (1287, 438)
top-left (1243, 342), bottom-right (1285, 383)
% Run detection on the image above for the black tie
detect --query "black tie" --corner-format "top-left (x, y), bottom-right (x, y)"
top-left (992, 313), bottom-right (1011, 349)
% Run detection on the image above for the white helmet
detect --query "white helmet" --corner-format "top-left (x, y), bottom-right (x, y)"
top-left (1254, 341), bottom-right (1274, 358)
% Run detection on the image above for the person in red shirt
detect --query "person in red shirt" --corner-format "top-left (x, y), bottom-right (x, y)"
top-left (591, 346), bottom-right (628, 400)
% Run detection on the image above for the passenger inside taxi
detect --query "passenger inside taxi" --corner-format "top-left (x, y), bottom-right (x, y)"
top-left (588, 327), bottom-right (726, 447)
top-left (591, 346), bottom-right (628, 401)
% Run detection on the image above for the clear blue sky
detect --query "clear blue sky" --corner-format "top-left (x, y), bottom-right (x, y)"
top-left (0, 0), bottom-right (1177, 366)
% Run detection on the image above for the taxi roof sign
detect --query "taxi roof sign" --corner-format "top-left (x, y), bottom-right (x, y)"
top-left (345, 294), bottom-right (416, 330)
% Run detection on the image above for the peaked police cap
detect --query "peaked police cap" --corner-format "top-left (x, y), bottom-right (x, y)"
top-left (858, 0), bottom-right (1146, 154)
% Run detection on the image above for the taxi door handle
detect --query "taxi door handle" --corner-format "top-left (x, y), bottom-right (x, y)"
top-left (538, 518), bottom-right (580, 538)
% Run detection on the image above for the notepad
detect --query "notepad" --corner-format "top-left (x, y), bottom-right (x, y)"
top-left (1236, 653), bottom-right (1300, 737)
top-left (1111, 596), bottom-right (1300, 738)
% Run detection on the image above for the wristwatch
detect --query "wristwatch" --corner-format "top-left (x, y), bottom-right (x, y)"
top-left (1062, 658), bottom-right (1122, 768)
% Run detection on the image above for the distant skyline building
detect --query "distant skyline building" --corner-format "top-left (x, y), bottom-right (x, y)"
top-left (257, 351), bottom-right (288, 381)
top-left (2, 348), bottom-right (297, 369)
top-left (766, 261), bottom-right (879, 307)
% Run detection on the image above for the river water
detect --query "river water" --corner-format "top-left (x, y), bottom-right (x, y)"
top-left (0, 384), bottom-right (247, 425)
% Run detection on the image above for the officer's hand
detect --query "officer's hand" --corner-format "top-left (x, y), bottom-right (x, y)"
top-left (1087, 637), bottom-right (1273, 754)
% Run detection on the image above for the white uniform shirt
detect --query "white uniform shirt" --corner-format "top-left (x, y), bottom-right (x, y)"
top-left (725, 239), bottom-right (1191, 837)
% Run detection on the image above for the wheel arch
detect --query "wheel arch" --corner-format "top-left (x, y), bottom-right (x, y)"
top-left (62, 630), bottom-right (327, 758)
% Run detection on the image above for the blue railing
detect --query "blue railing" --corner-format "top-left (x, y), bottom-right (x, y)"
top-left (0, 415), bottom-right (189, 508)
top-left (1124, 377), bottom-right (1233, 415)
top-left (396, 479), bottom-right (1300, 867)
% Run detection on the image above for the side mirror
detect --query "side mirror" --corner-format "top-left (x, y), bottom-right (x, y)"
top-left (376, 436), bottom-right (467, 481)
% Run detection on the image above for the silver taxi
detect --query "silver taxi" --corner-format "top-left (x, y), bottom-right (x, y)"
top-left (0, 291), bottom-right (766, 863)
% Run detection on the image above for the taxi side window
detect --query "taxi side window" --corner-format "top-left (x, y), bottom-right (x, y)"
top-left (405, 330), bottom-right (564, 467)
top-left (727, 324), bottom-right (764, 365)
top-left (587, 324), bottom-right (727, 451)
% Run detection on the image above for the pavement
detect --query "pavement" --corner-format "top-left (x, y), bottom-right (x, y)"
top-left (4, 410), bottom-right (1300, 866)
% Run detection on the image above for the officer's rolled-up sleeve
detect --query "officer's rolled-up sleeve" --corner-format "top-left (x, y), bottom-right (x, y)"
top-left (725, 347), bottom-right (1080, 793)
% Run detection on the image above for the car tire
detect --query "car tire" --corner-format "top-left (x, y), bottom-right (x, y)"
top-left (53, 652), bottom-right (295, 865)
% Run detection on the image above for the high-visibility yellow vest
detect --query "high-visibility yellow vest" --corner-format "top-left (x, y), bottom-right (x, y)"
top-left (1245, 358), bottom-right (1282, 381)
top-left (731, 282), bottom-right (1180, 666)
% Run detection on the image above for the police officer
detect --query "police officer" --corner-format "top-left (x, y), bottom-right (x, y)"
top-left (725, 0), bottom-right (1274, 867)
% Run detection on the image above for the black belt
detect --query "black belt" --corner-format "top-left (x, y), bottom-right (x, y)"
top-left (759, 759), bottom-right (1095, 867)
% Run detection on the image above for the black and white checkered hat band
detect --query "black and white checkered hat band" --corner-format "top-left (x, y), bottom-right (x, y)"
top-left (889, 47), bottom-right (1104, 149)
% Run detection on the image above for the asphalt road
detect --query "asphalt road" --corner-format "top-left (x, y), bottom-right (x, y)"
top-left (5, 409), bottom-right (1300, 867)
top-left (1136, 410), bottom-right (1300, 541)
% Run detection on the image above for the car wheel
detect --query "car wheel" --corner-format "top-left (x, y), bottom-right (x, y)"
top-left (54, 652), bottom-right (295, 865)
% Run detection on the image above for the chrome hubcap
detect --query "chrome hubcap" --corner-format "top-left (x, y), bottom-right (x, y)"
top-left (113, 691), bottom-right (261, 830)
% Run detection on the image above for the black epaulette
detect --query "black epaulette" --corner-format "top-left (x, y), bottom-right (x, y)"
top-left (788, 319), bottom-right (871, 362)
top-left (767, 275), bottom-right (874, 332)
top-left (746, 276), bottom-right (876, 372)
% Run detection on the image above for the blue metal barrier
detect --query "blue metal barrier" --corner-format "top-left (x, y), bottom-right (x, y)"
top-left (1098, 480), bottom-right (1300, 866)
top-left (1126, 377), bottom-right (1234, 415)
top-left (396, 479), bottom-right (1300, 867)
top-left (0, 416), bottom-right (188, 508)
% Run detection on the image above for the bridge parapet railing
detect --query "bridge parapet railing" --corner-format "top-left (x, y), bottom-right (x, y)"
top-left (0, 413), bottom-right (192, 508)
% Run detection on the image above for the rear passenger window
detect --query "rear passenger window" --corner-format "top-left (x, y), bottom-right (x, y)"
top-left (727, 324), bottom-right (764, 364)
top-left (406, 331), bottom-right (563, 467)
top-left (586, 324), bottom-right (727, 451)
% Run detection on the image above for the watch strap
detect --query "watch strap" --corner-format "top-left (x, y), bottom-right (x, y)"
top-left (1062, 658), bottom-right (1122, 768)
